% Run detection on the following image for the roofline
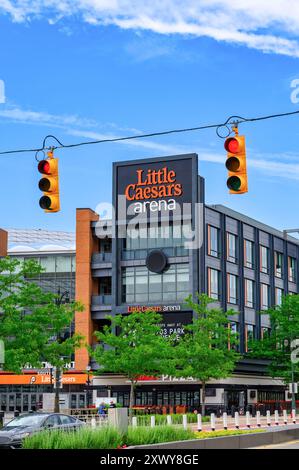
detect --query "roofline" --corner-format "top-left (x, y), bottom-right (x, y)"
top-left (208, 204), bottom-right (299, 244)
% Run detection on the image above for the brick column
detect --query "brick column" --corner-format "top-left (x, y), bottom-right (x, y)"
top-left (75, 208), bottom-right (99, 371)
top-left (0, 229), bottom-right (7, 256)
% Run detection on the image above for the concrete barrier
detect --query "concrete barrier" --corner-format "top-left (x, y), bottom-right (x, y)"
top-left (129, 425), bottom-right (299, 449)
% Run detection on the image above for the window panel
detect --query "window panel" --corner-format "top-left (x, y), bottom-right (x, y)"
top-left (245, 279), bottom-right (254, 308)
top-left (227, 233), bottom-right (237, 263)
top-left (227, 274), bottom-right (237, 304)
top-left (208, 226), bottom-right (220, 258)
top-left (260, 246), bottom-right (269, 274)
top-left (244, 240), bottom-right (254, 269)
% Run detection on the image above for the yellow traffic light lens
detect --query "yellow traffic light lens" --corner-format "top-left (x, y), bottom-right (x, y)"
top-left (39, 178), bottom-right (51, 191)
top-left (226, 156), bottom-right (240, 172)
top-left (227, 176), bottom-right (241, 191)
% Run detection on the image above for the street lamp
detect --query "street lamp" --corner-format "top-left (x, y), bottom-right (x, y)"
top-left (86, 365), bottom-right (91, 409)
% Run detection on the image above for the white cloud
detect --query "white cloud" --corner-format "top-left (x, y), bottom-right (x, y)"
top-left (1, 1), bottom-right (299, 57)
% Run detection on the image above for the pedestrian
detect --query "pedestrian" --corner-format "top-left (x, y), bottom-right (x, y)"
top-left (109, 400), bottom-right (116, 408)
top-left (98, 402), bottom-right (106, 416)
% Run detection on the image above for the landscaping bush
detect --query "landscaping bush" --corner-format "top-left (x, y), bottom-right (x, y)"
top-left (195, 429), bottom-right (265, 439)
top-left (23, 427), bottom-right (122, 449)
top-left (126, 425), bottom-right (195, 446)
top-left (23, 425), bottom-right (195, 449)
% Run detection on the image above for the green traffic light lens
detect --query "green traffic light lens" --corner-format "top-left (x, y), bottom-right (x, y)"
top-left (227, 176), bottom-right (241, 191)
top-left (39, 195), bottom-right (52, 210)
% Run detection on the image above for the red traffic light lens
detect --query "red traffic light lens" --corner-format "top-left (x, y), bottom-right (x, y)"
top-left (224, 138), bottom-right (240, 154)
top-left (38, 160), bottom-right (51, 175)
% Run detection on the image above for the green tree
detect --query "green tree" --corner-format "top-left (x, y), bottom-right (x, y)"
top-left (0, 257), bottom-right (84, 411)
top-left (173, 294), bottom-right (239, 416)
top-left (250, 294), bottom-right (299, 385)
top-left (92, 310), bottom-right (176, 418)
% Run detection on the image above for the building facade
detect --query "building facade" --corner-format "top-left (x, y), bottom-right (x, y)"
top-left (75, 153), bottom-right (299, 412)
top-left (0, 229), bottom-right (91, 412)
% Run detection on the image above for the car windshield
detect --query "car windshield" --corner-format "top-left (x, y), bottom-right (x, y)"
top-left (5, 414), bottom-right (46, 428)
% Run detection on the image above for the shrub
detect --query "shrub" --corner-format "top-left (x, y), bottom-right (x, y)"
top-left (23, 427), bottom-right (122, 449)
top-left (195, 429), bottom-right (265, 439)
top-left (126, 425), bottom-right (195, 446)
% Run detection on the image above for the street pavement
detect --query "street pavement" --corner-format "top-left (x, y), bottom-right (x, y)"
top-left (252, 440), bottom-right (299, 449)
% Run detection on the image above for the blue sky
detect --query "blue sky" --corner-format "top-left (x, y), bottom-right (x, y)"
top-left (1, 1), bottom-right (299, 233)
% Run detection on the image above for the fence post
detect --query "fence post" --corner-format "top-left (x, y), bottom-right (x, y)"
top-left (182, 414), bottom-right (187, 430)
top-left (132, 416), bottom-right (137, 427)
top-left (197, 413), bottom-right (202, 432)
top-left (292, 409), bottom-right (296, 424)
top-left (210, 413), bottom-right (216, 431)
top-left (234, 411), bottom-right (239, 430)
top-left (256, 410), bottom-right (261, 428)
top-left (283, 409), bottom-right (288, 425)
top-left (91, 417), bottom-right (96, 428)
top-left (150, 415), bottom-right (155, 428)
top-left (167, 415), bottom-right (172, 426)
top-left (274, 410), bottom-right (279, 426)
top-left (266, 410), bottom-right (271, 427)
top-left (246, 411), bottom-right (251, 428)
top-left (223, 412), bottom-right (228, 430)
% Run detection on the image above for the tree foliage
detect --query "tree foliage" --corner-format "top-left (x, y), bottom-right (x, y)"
top-left (173, 294), bottom-right (239, 414)
top-left (250, 294), bottom-right (299, 383)
top-left (0, 257), bottom-right (84, 373)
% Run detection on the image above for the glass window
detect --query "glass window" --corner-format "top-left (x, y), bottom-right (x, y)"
top-left (261, 326), bottom-right (270, 339)
top-left (228, 322), bottom-right (239, 351)
top-left (227, 274), bottom-right (237, 304)
top-left (227, 233), bottom-right (237, 263)
top-left (244, 240), bottom-right (254, 269)
top-left (56, 256), bottom-right (72, 273)
top-left (208, 268), bottom-right (219, 300)
top-left (245, 324), bottom-right (255, 352)
top-left (245, 279), bottom-right (254, 308)
top-left (122, 264), bottom-right (190, 303)
top-left (261, 284), bottom-right (269, 310)
top-left (208, 226), bottom-right (220, 258)
top-left (40, 256), bottom-right (56, 273)
top-left (275, 287), bottom-right (283, 306)
top-left (260, 246), bottom-right (269, 274)
top-left (288, 257), bottom-right (296, 282)
top-left (274, 252), bottom-right (283, 278)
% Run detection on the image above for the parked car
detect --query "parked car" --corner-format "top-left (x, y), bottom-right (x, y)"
top-left (0, 412), bottom-right (85, 449)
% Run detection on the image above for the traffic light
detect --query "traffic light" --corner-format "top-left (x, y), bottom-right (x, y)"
top-left (224, 133), bottom-right (248, 194)
top-left (38, 151), bottom-right (60, 212)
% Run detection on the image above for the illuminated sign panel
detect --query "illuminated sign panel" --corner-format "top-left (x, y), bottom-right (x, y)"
top-left (115, 156), bottom-right (194, 218)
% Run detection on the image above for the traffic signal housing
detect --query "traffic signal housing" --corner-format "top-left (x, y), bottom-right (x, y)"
top-left (224, 134), bottom-right (248, 194)
top-left (38, 152), bottom-right (60, 212)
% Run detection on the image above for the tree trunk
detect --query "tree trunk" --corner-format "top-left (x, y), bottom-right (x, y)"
top-left (201, 381), bottom-right (206, 417)
top-left (54, 367), bottom-right (61, 413)
top-left (129, 381), bottom-right (135, 422)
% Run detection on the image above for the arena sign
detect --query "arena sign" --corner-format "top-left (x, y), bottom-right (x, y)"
top-left (114, 154), bottom-right (196, 220)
